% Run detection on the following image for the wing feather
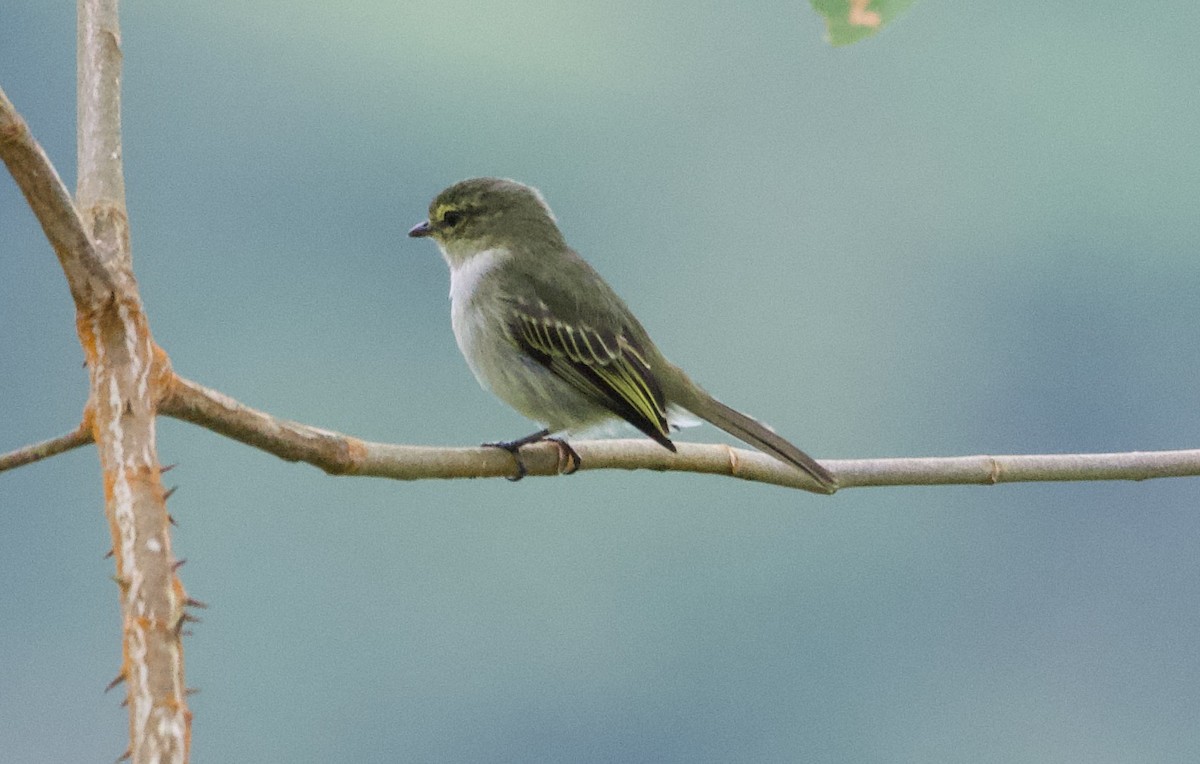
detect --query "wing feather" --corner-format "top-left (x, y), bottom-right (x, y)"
top-left (508, 305), bottom-right (673, 449)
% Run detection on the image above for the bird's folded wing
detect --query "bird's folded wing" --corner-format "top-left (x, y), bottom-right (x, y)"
top-left (508, 307), bottom-right (674, 449)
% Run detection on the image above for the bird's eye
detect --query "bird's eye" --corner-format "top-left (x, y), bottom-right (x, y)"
top-left (441, 210), bottom-right (464, 228)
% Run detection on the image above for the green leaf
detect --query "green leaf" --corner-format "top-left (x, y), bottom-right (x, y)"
top-left (810, 0), bottom-right (918, 46)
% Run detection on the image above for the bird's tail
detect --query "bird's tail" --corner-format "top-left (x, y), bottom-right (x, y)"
top-left (664, 368), bottom-right (837, 493)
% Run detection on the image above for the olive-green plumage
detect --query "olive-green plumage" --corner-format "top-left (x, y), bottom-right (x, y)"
top-left (409, 177), bottom-right (836, 492)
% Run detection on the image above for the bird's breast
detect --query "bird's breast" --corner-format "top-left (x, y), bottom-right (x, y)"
top-left (446, 249), bottom-right (518, 390)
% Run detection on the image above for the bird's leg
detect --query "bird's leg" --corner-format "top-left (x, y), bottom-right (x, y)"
top-left (482, 429), bottom-right (581, 481)
top-left (483, 429), bottom-right (551, 481)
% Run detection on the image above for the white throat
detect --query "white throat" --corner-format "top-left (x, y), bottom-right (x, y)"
top-left (447, 247), bottom-right (511, 305)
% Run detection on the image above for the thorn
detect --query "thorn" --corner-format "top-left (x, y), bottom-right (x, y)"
top-left (185, 686), bottom-right (201, 696)
top-left (185, 597), bottom-right (208, 609)
top-left (160, 463), bottom-right (177, 474)
top-left (168, 513), bottom-right (178, 527)
top-left (173, 611), bottom-right (203, 636)
top-left (172, 558), bottom-right (187, 571)
top-left (124, 400), bottom-right (133, 415)
top-left (116, 747), bottom-right (132, 762)
top-left (103, 547), bottom-right (114, 559)
top-left (120, 696), bottom-right (129, 708)
top-left (111, 575), bottom-right (131, 592)
top-left (104, 670), bottom-right (127, 693)
top-left (180, 629), bottom-right (194, 637)
top-left (163, 485), bottom-right (179, 501)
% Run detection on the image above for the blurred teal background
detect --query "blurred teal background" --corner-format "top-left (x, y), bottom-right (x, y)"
top-left (3, 2), bottom-right (1200, 761)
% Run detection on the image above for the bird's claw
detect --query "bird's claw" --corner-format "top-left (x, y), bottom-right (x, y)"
top-left (482, 440), bottom-right (529, 481)
top-left (545, 437), bottom-right (581, 475)
top-left (482, 437), bottom-right (581, 481)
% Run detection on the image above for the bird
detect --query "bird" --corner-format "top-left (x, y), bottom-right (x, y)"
top-left (408, 177), bottom-right (836, 492)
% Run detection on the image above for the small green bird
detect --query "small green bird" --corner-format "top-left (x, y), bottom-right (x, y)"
top-left (409, 178), bottom-right (836, 492)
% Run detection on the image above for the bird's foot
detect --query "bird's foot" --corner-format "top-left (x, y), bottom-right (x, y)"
top-left (482, 431), bottom-right (581, 481)
top-left (482, 439), bottom-right (531, 481)
top-left (545, 437), bottom-right (581, 475)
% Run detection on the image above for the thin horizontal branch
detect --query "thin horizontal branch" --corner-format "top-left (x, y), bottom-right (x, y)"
top-left (0, 84), bottom-right (115, 305)
top-left (0, 425), bottom-right (94, 473)
top-left (161, 374), bottom-right (1200, 492)
top-left (831, 450), bottom-right (1200, 487)
top-left (160, 374), bottom-right (831, 490)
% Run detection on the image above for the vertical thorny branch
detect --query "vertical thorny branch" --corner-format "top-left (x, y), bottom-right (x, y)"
top-left (75, 1), bottom-right (192, 760)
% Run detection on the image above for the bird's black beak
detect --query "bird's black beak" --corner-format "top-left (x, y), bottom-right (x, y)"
top-left (408, 220), bottom-right (433, 238)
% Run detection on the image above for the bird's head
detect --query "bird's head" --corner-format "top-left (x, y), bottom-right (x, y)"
top-left (408, 177), bottom-right (565, 267)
